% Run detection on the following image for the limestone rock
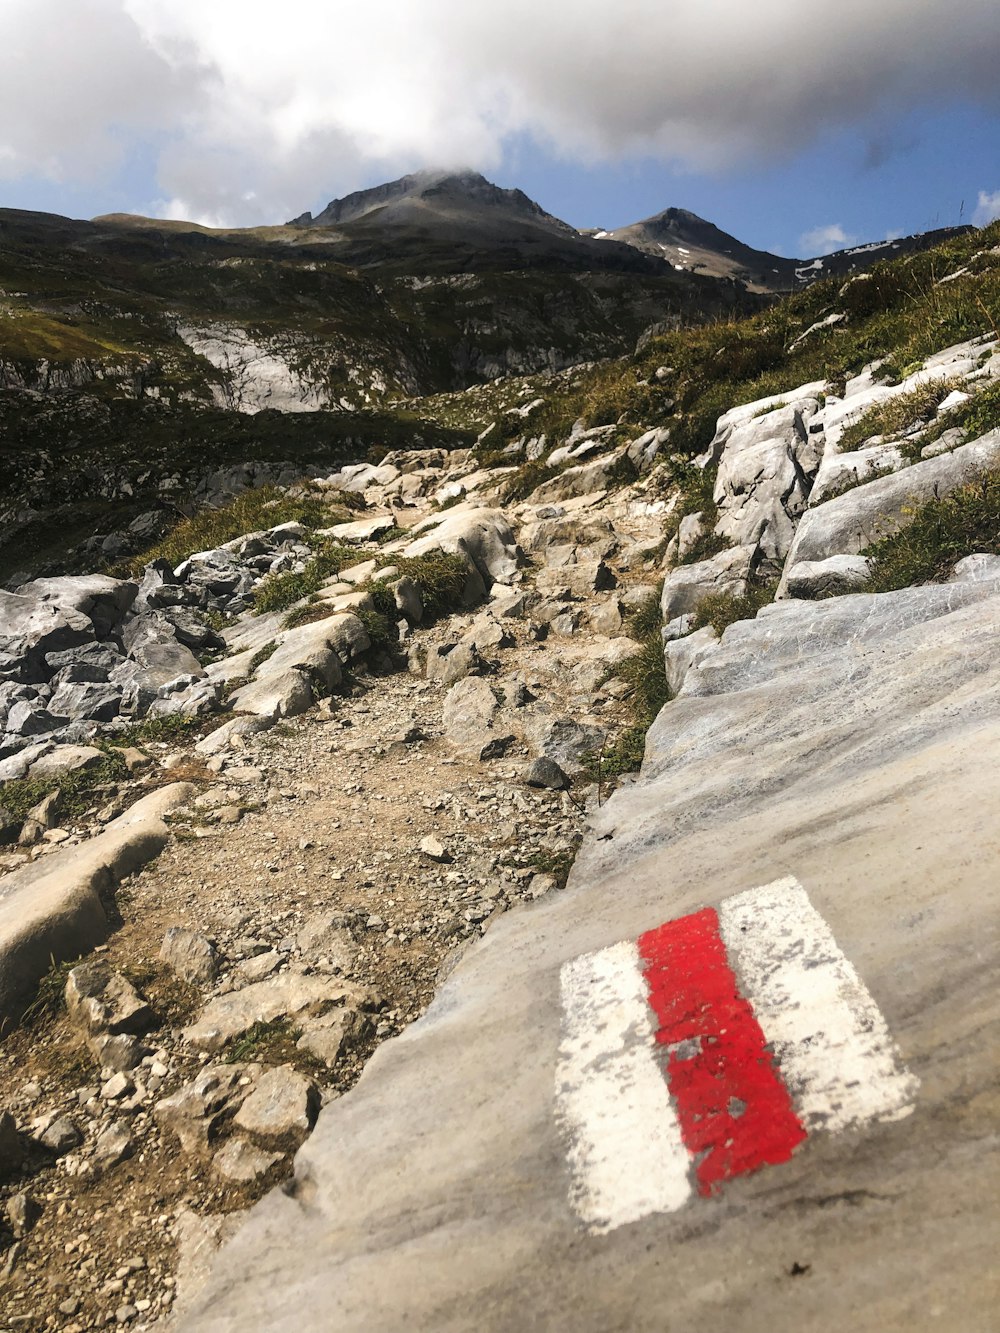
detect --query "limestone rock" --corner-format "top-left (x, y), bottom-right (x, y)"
top-left (442, 677), bottom-right (513, 761)
top-left (154, 1067), bottom-right (249, 1157)
top-left (232, 1067), bottom-right (319, 1141)
top-left (213, 1138), bottom-right (283, 1183)
top-left (182, 973), bottom-right (369, 1053)
top-left (94, 1121), bottom-right (135, 1171)
top-left (403, 507), bottom-right (519, 587)
top-left (295, 1008), bottom-right (374, 1068)
top-left (524, 757), bottom-right (568, 790)
top-left (64, 964), bottom-right (153, 1037)
top-left (660, 545), bottom-right (757, 622)
top-left (783, 555), bottom-right (872, 599)
top-left (160, 927), bottom-right (219, 985)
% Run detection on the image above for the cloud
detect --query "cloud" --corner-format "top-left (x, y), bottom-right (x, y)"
top-left (2, 0), bottom-right (1000, 224)
top-left (973, 190), bottom-right (1000, 226)
top-left (799, 224), bottom-right (858, 254)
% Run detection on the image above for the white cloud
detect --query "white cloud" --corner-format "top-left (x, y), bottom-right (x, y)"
top-left (1, 0), bottom-right (999, 224)
top-left (799, 224), bottom-right (858, 254)
top-left (973, 190), bottom-right (1000, 226)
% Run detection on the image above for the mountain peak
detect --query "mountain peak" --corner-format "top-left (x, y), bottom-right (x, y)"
top-left (288, 169), bottom-right (571, 233)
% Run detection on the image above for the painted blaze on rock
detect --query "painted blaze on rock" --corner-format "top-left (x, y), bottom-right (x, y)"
top-left (556, 877), bottom-right (919, 1234)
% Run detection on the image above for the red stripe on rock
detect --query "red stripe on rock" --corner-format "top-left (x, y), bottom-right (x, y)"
top-left (638, 908), bottom-right (806, 1195)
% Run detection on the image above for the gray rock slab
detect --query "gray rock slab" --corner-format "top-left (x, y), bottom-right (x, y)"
top-left (0, 784), bottom-right (194, 1025)
top-left (780, 428), bottom-right (1000, 586)
top-left (186, 581), bottom-right (1000, 1333)
top-left (402, 507), bottom-right (519, 586)
top-left (660, 545), bottom-right (757, 622)
top-left (781, 555), bottom-right (872, 600)
top-left (182, 974), bottom-right (368, 1053)
top-left (232, 1067), bottom-right (319, 1140)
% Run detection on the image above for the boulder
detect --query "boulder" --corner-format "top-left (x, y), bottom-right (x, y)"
top-left (783, 556), bottom-right (872, 600)
top-left (660, 545), bottom-right (758, 622)
top-left (182, 973), bottom-right (370, 1053)
top-left (663, 626), bottom-right (719, 698)
top-left (213, 1138), bottom-right (282, 1183)
top-left (402, 508), bottom-right (519, 588)
top-left (232, 1067), bottom-right (320, 1141)
top-left (64, 964), bottom-right (153, 1036)
top-left (15, 575), bottom-right (137, 638)
top-left (442, 677), bottom-right (514, 761)
top-left (160, 927), bottom-right (219, 985)
top-left (525, 716), bottom-right (605, 776)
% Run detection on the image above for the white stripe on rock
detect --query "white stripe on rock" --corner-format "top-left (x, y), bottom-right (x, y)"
top-left (556, 940), bottom-right (691, 1233)
top-left (719, 877), bottom-right (920, 1133)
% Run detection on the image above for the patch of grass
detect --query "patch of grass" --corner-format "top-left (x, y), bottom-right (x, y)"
top-left (677, 529), bottom-right (730, 566)
top-left (224, 1019), bottom-right (300, 1064)
top-left (690, 578), bottom-right (778, 636)
top-left (914, 377), bottom-right (1000, 456)
top-left (499, 459), bottom-right (566, 503)
top-left (113, 714), bottom-right (202, 747)
top-left (863, 470), bottom-right (1000, 591)
top-left (20, 955), bottom-right (78, 1026)
top-left (356, 607), bottom-right (398, 658)
top-left (584, 593), bottom-right (670, 790)
top-left (248, 640), bottom-right (278, 675)
top-left (123, 485), bottom-right (339, 574)
top-left (523, 848), bottom-right (576, 890)
top-left (121, 959), bottom-right (200, 1026)
top-left (838, 380), bottom-right (961, 454)
top-left (281, 600), bottom-right (334, 630)
top-left (0, 751), bottom-right (128, 823)
top-left (253, 541), bottom-right (357, 614)
top-left (376, 551), bottom-right (471, 621)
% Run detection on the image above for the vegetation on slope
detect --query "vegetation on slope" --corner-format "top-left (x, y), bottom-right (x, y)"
top-left (863, 471), bottom-right (1000, 591)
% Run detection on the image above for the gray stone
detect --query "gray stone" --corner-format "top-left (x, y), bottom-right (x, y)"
top-left (154, 1067), bottom-right (249, 1157)
top-left (663, 626), bottom-right (719, 698)
top-left (783, 555), bottom-right (872, 599)
top-left (403, 507), bottom-right (519, 587)
top-left (5, 1191), bottom-right (41, 1238)
top-left (524, 757), bottom-right (568, 790)
top-left (295, 1008), bottom-right (373, 1068)
top-left (419, 836), bottom-right (451, 863)
top-left (442, 677), bottom-right (513, 761)
top-left (949, 553), bottom-right (1000, 583)
top-left (213, 1137), bottom-right (283, 1183)
top-left (88, 1033), bottom-right (150, 1073)
top-left (25, 745), bottom-right (104, 780)
top-left (526, 716), bottom-right (605, 776)
top-left (64, 964), bottom-right (153, 1037)
top-left (46, 681), bottom-right (122, 722)
top-left (16, 575), bottom-right (137, 638)
top-left (38, 1115), bottom-right (81, 1154)
top-left (182, 973), bottom-right (369, 1053)
top-left (660, 545), bottom-right (757, 622)
top-left (160, 927), bottom-right (219, 985)
top-left (232, 1067), bottom-right (319, 1140)
top-left (426, 642), bottom-right (484, 688)
top-left (296, 918), bottom-right (358, 972)
top-left (94, 1121), bottom-right (135, 1170)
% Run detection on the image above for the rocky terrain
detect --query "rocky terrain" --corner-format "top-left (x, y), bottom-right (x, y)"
top-left (0, 212), bottom-right (998, 1331)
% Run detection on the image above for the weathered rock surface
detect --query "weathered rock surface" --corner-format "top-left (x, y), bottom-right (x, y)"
top-left (182, 973), bottom-right (369, 1054)
top-left (232, 1067), bottom-right (319, 1141)
top-left (184, 579), bottom-right (1000, 1333)
top-left (660, 544), bottom-right (758, 622)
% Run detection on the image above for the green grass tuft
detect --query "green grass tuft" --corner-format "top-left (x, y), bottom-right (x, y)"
top-left (690, 579), bottom-right (778, 636)
top-left (863, 470), bottom-right (1000, 591)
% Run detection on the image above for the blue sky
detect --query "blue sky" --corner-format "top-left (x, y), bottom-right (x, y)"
top-left (1, 1), bottom-right (998, 259)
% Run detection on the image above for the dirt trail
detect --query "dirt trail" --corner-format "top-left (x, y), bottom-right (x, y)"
top-left (0, 629), bottom-right (590, 1332)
